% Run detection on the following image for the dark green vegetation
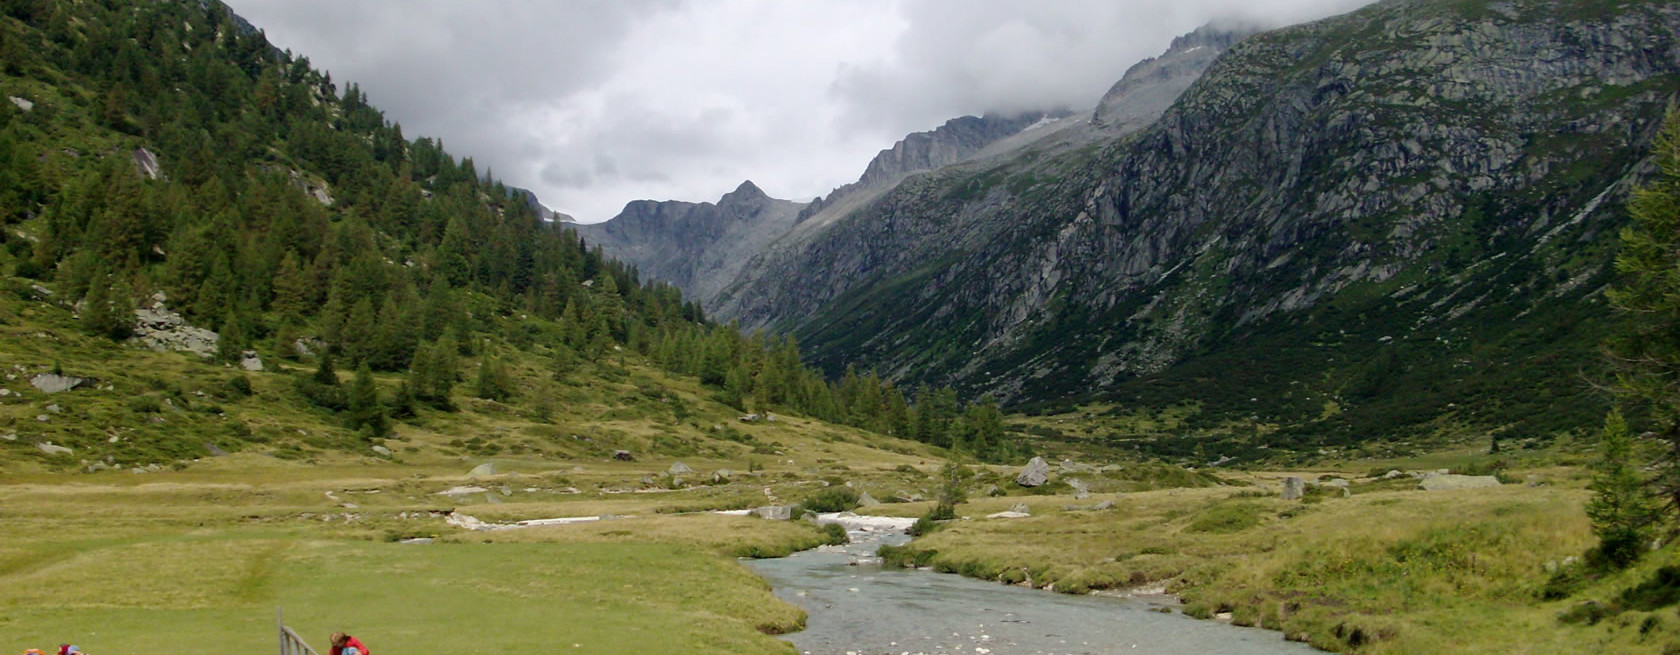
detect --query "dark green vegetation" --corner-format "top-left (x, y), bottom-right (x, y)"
top-left (0, 0), bottom-right (1022, 467)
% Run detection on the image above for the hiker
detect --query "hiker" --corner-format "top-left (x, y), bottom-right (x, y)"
top-left (55, 646), bottom-right (84, 655)
top-left (329, 632), bottom-right (369, 655)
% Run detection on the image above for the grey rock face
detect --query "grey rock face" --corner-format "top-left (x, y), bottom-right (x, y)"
top-left (1418, 473), bottom-right (1502, 491)
top-left (30, 373), bottom-right (90, 394)
top-left (132, 148), bottom-right (163, 180)
top-left (573, 181), bottom-right (806, 308)
top-left (1281, 477), bottom-right (1305, 500)
top-left (239, 351), bottom-right (263, 371)
top-left (1093, 24), bottom-right (1257, 132)
top-left (1016, 457), bottom-right (1050, 487)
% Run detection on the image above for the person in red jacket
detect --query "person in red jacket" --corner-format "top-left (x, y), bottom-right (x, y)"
top-left (328, 632), bottom-right (369, 655)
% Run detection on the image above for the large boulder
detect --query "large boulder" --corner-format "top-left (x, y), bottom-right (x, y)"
top-left (130, 292), bottom-right (218, 358)
top-left (31, 373), bottom-right (91, 394)
top-left (1016, 456), bottom-right (1050, 487)
top-left (1419, 474), bottom-right (1502, 491)
top-left (668, 461), bottom-right (694, 476)
top-left (857, 491), bottom-right (881, 507)
top-left (469, 462), bottom-right (497, 477)
top-left (1281, 477), bottom-right (1305, 500)
top-left (36, 442), bottom-right (71, 456)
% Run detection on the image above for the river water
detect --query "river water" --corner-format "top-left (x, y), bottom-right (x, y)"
top-left (745, 515), bottom-right (1316, 655)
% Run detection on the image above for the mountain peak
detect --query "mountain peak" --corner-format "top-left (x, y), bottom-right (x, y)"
top-left (721, 180), bottom-right (768, 205)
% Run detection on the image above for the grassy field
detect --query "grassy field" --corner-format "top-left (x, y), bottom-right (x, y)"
top-left (878, 465), bottom-right (1680, 654)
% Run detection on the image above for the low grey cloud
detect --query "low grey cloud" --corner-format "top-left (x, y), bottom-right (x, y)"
top-left (229, 0), bottom-right (1375, 222)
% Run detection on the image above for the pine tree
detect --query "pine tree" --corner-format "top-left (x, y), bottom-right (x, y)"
top-left (346, 363), bottom-right (387, 437)
top-left (1608, 108), bottom-right (1680, 514)
top-left (1588, 409), bottom-right (1659, 568)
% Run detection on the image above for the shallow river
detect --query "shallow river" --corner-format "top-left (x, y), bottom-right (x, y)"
top-left (745, 516), bottom-right (1315, 655)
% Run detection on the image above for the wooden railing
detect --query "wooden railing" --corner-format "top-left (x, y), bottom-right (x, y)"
top-left (278, 608), bottom-right (320, 655)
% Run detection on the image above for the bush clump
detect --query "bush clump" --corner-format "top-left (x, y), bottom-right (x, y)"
top-left (802, 486), bottom-right (860, 513)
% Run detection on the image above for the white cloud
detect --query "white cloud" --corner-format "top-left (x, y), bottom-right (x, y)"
top-left (229, 0), bottom-right (1375, 222)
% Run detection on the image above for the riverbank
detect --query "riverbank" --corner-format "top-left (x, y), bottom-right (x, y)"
top-left (869, 477), bottom-right (1680, 653)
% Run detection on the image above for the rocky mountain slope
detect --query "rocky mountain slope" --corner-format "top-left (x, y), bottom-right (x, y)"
top-left (578, 112), bottom-right (1076, 308)
top-left (571, 181), bottom-right (806, 306)
top-left (710, 0), bottom-right (1680, 453)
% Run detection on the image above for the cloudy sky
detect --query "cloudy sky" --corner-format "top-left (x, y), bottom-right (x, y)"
top-left (228, 0), bottom-right (1375, 222)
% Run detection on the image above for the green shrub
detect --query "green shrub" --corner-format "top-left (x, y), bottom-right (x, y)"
top-left (802, 486), bottom-right (860, 513)
top-left (1187, 502), bottom-right (1264, 533)
top-left (821, 523), bottom-right (848, 545)
top-left (224, 374), bottom-right (253, 398)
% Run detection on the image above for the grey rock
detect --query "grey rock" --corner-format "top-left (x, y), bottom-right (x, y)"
top-left (371, 445), bottom-right (393, 457)
top-left (35, 414), bottom-right (49, 422)
top-left (612, 450), bottom-right (634, 461)
top-left (1281, 477), bottom-right (1306, 500)
top-left (130, 293), bottom-right (218, 358)
top-left (1320, 478), bottom-right (1350, 489)
top-left (1092, 499), bottom-right (1115, 510)
top-left (1016, 456), bottom-right (1051, 487)
top-left (399, 538), bottom-right (435, 545)
top-left (9, 96), bottom-right (33, 112)
top-left (1093, 25), bottom-right (1256, 131)
top-left (204, 443), bottom-right (228, 457)
top-left (469, 462), bottom-right (497, 477)
top-left (980, 484), bottom-right (1002, 497)
top-left (293, 338), bottom-right (327, 357)
top-left (45, 403), bottom-right (60, 413)
top-left (668, 461), bottom-right (694, 476)
top-left (752, 505), bottom-right (793, 520)
top-left (1068, 478), bottom-right (1090, 500)
top-left (1418, 474), bottom-right (1502, 491)
top-left (30, 373), bottom-right (90, 394)
top-left (1382, 470), bottom-right (1405, 480)
top-left (1, 432), bottom-right (15, 441)
top-left (858, 491), bottom-right (881, 507)
top-left (132, 148), bottom-right (163, 180)
top-left (36, 442), bottom-right (71, 456)
top-left (1009, 502), bottom-right (1031, 515)
top-left (239, 350), bottom-right (264, 371)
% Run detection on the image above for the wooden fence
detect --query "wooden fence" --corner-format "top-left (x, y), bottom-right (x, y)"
top-left (278, 608), bottom-right (320, 655)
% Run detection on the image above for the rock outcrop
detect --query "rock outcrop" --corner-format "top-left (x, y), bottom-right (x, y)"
top-left (1016, 457), bottom-right (1050, 487)
top-left (130, 292), bottom-right (218, 358)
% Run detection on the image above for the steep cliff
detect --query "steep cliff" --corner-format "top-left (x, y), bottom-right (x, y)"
top-left (715, 0), bottom-right (1680, 451)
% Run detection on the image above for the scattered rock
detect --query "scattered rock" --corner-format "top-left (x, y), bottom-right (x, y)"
top-left (980, 484), bottom-right (1002, 497)
top-left (45, 403), bottom-right (61, 413)
top-left (668, 461), bottom-right (694, 476)
top-left (371, 445), bottom-right (392, 457)
top-left (36, 442), bottom-right (71, 456)
top-left (1092, 499), bottom-right (1115, 510)
top-left (203, 442), bottom-right (228, 457)
top-left (1009, 502), bottom-right (1031, 515)
top-left (752, 505), bottom-right (793, 520)
top-left (469, 462), bottom-right (497, 477)
top-left (0, 432), bottom-right (15, 441)
top-left (858, 491), bottom-right (881, 507)
top-left (1068, 478), bottom-right (1090, 500)
top-left (712, 469), bottom-right (733, 484)
top-left (240, 350), bottom-right (264, 371)
top-left (612, 449), bottom-right (634, 461)
top-left (293, 338), bottom-right (327, 357)
top-left (1016, 456), bottom-right (1050, 487)
top-left (9, 96), bottom-right (33, 112)
top-left (437, 486), bottom-right (489, 497)
top-left (35, 414), bottom-right (49, 422)
top-left (1382, 470), bottom-right (1405, 480)
top-left (131, 293), bottom-right (218, 358)
top-left (1418, 473), bottom-right (1502, 491)
top-left (0, 388), bottom-right (10, 396)
top-left (738, 413), bottom-right (761, 422)
top-left (399, 538), bottom-right (435, 545)
top-left (30, 373), bottom-right (90, 394)
top-left (1281, 477), bottom-right (1305, 500)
